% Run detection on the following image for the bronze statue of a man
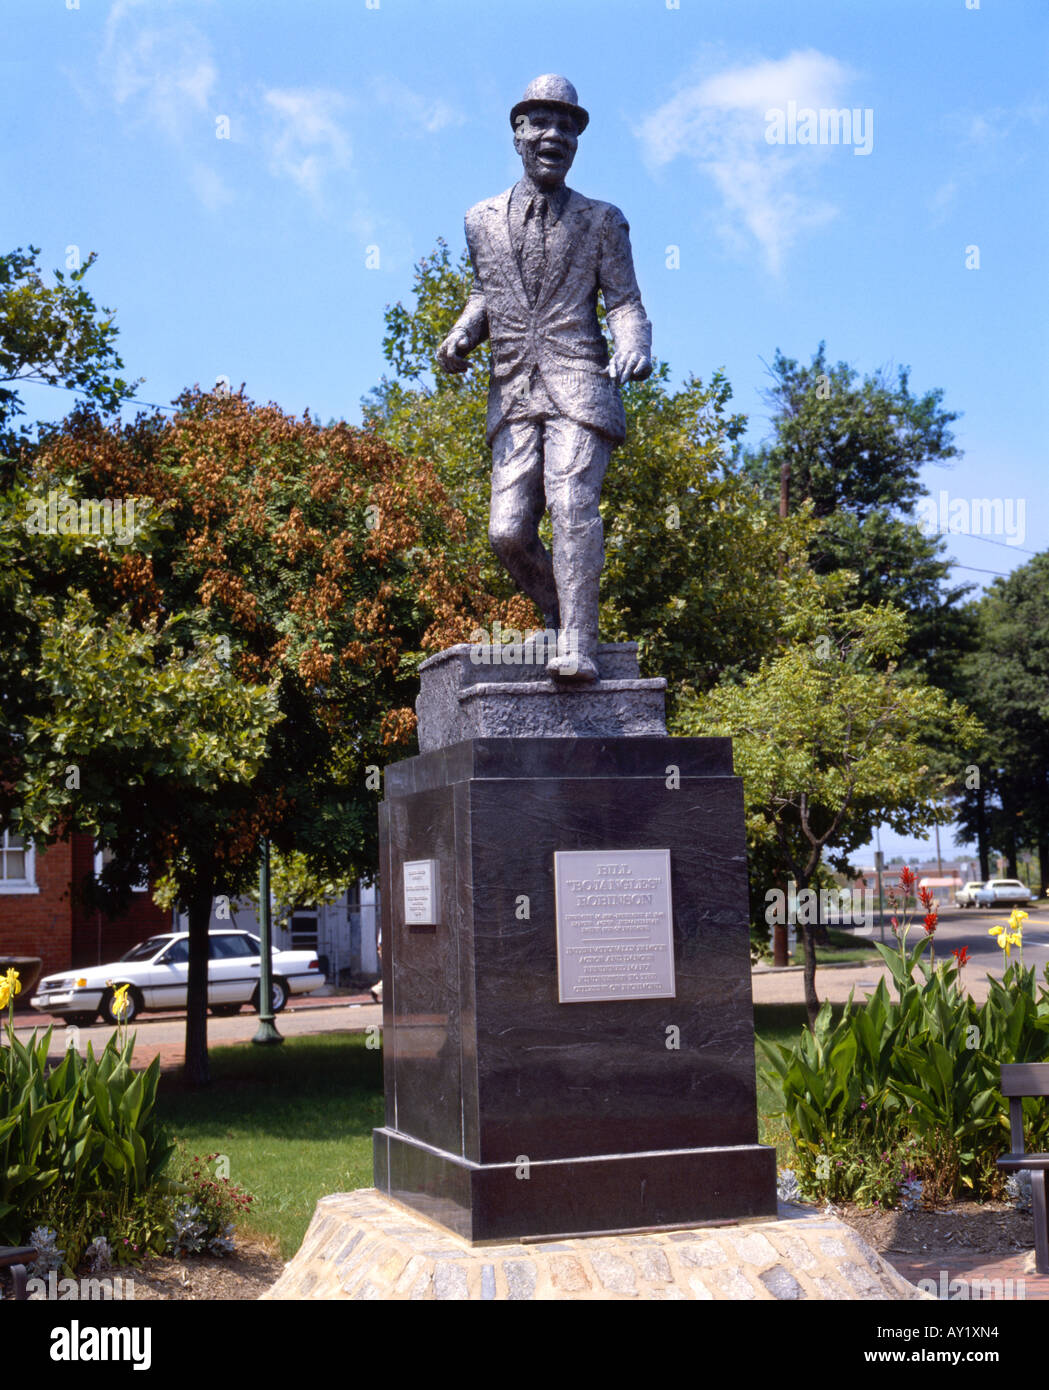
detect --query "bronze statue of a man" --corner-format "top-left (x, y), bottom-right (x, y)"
top-left (437, 75), bottom-right (652, 682)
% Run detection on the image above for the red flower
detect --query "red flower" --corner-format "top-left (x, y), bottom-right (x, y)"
top-left (900, 866), bottom-right (916, 892)
top-left (952, 946), bottom-right (970, 967)
top-left (923, 912), bottom-right (938, 935)
top-left (918, 886), bottom-right (935, 910)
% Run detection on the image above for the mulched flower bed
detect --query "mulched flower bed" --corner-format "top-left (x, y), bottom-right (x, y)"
top-left (840, 1200), bottom-right (1034, 1259)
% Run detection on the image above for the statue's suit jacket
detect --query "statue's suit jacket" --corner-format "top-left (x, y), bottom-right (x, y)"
top-left (452, 185), bottom-right (652, 446)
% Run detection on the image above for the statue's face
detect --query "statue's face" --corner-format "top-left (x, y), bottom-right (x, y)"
top-left (513, 104), bottom-right (578, 188)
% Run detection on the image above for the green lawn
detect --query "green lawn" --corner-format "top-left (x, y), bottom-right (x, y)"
top-left (157, 1014), bottom-right (818, 1259)
top-left (787, 927), bottom-right (881, 967)
top-left (156, 1034), bottom-right (384, 1259)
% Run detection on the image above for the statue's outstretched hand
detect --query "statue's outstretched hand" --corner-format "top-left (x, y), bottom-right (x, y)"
top-left (609, 351), bottom-right (652, 385)
top-left (437, 332), bottom-right (472, 374)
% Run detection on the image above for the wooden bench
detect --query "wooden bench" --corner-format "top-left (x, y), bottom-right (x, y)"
top-left (0, 1246), bottom-right (38, 1301)
top-left (997, 1062), bottom-right (1049, 1274)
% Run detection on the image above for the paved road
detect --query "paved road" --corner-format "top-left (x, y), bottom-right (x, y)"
top-left (12, 994), bottom-right (383, 1070)
top-left (752, 903), bottom-right (1049, 1006)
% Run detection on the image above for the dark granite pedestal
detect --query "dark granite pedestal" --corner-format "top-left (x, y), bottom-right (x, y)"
top-left (373, 735), bottom-right (777, 1244)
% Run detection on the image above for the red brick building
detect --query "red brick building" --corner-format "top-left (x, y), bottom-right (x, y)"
top-left (0, 829), bottom-right (168, 982)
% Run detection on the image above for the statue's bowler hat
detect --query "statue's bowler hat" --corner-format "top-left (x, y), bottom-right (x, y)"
top-left (510, 75), bottom-right (589, 135)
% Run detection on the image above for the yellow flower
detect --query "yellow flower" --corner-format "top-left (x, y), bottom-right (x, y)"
top-left (112, 983), bottom-right (130, 1019)
top-left (0, 967), bottom-right (20, 1010)
top-left (989, 924), bottom-right (1023, 959)
top-left (1009, 908), bottom-right (1029, 932)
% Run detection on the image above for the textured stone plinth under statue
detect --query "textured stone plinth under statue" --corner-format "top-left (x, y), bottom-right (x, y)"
top-left (264, 1191), bottom-right (929, 1300)
top-left (416, 642), bottom-right (666, 751)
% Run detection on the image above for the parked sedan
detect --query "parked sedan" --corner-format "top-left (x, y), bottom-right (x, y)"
top-left (974, 879), bottom-right (1033, 910)
top-left (30, 930), bottom-right (324, 1025)
top-left (955, 881), bottom-right (985, 909)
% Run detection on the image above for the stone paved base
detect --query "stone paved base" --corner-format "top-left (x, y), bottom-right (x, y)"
top-left (261, 1190), bottom-right (929, 1301)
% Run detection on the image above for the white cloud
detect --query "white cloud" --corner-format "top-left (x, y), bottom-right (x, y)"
top-left (637, 50), bottom-right (856, 273)
top-left (368, 76), bottom-right (465, 135)
top-left (263, 88), bottom-right (352, 198)
top-left (102, 5), bottom-right (216, 141)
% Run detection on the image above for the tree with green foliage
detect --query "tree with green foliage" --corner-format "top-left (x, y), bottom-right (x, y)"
top-left (0, 246), bottom-right (136, 477)
top-left (11, 389), bottom-right (483, 1085)
top-left (952, 552), bottom-right (1049, 890)
top-left (741, 344), bottom-right (975, 691)
top-left (678, 587), bottom-right (983, 1025)
top-left (365, 242), bottom-right (805, 710)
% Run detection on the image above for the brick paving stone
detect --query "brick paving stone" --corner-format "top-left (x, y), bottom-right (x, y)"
top-left (433, 1261), bottom-right (469, 1300)
top-left (632, 1247), bottom-right (672, 1283)
top-left (767, 1231), bottom-right (819, 1271)
top-left (819, 1236), bottom-right (849, 1259)
top-left (335, 1232), bottom-right (363, 1266)
top-left (481, 1264), bottom-right (496, 1300)
top-left (760, 1265), bottom-right (805, 1300)
top-left (714, 1267), bottom-right (758, 1299)
top-left (549, 1255), bottom-right (591, 1292)
top-left (590, 1252), bottom-right (637, 1294)
top-left (812, 1275), bottom-right (851, 1300)
top-left (394, 1255), bottom-right (427, 1296)
top-left (676, 1240), bottom-right (727, 1269)
top-left (503, 1260), bottom-right (537, 1300)
top-left (837, 1260), bottom-right (888, 1298)
top-left (729, 1232), bottom-right (778, 1268)
top-left (352, 1280), bottom-right (383, 1300)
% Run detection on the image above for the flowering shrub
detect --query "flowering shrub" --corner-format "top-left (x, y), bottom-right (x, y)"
top-left (168, 1148), bottom-right (255, 1257)
top-left (760, 903), bottom-right (1049, 1208)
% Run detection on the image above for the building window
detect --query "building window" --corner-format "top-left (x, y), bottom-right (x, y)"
top-left (94, 846), bottom-right (148, 891)
top-left (289, 910), bottom-right (319, 952)
top-left (0, 830), bottom-right (39, 895)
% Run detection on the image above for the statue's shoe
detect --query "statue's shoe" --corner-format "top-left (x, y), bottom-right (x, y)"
top-left (547, 652), bottom-right (599, 682)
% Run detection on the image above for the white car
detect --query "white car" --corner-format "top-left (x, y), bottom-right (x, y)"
top-left (30, 929), bottom-right (324, 1025)
top-left (955, 881), bottom-right (985, 909)
top-left (974, 879), bottom-right (1033, 910)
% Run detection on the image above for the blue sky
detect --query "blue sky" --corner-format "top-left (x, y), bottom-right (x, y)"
top-left (4, 0), bottom-right (1047, 860)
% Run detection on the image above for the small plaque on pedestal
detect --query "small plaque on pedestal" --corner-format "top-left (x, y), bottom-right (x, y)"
top-left (403, 859), bottom-right (438, 925)
top-left (554, 848), bottom-right (675, 1003)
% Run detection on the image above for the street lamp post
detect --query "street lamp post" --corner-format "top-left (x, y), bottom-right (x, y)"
top-left (253, 836), bottom-right (283, 1046)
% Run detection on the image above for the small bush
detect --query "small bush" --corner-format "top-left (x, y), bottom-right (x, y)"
top-left (167, 1146), bottom-right (255, 1257)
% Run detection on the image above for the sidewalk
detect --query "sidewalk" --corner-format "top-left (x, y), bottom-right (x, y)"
top-left (752, 959), bottom-right (1000, 1006)
top-left (887, 1248), bottom-right (1046, 1301)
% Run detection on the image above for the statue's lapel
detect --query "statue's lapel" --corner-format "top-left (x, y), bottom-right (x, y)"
top-left (535, 191), bottom-right (589, 310)
top-left (487, 190), bottom-right (529, 308)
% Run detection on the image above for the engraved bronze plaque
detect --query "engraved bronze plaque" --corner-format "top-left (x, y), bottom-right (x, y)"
top-left (554, 849), bottom-right (675, 1003)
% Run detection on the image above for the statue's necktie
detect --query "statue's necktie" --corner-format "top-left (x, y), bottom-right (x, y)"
top-left (520, 194), bottom-right (547, 305)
